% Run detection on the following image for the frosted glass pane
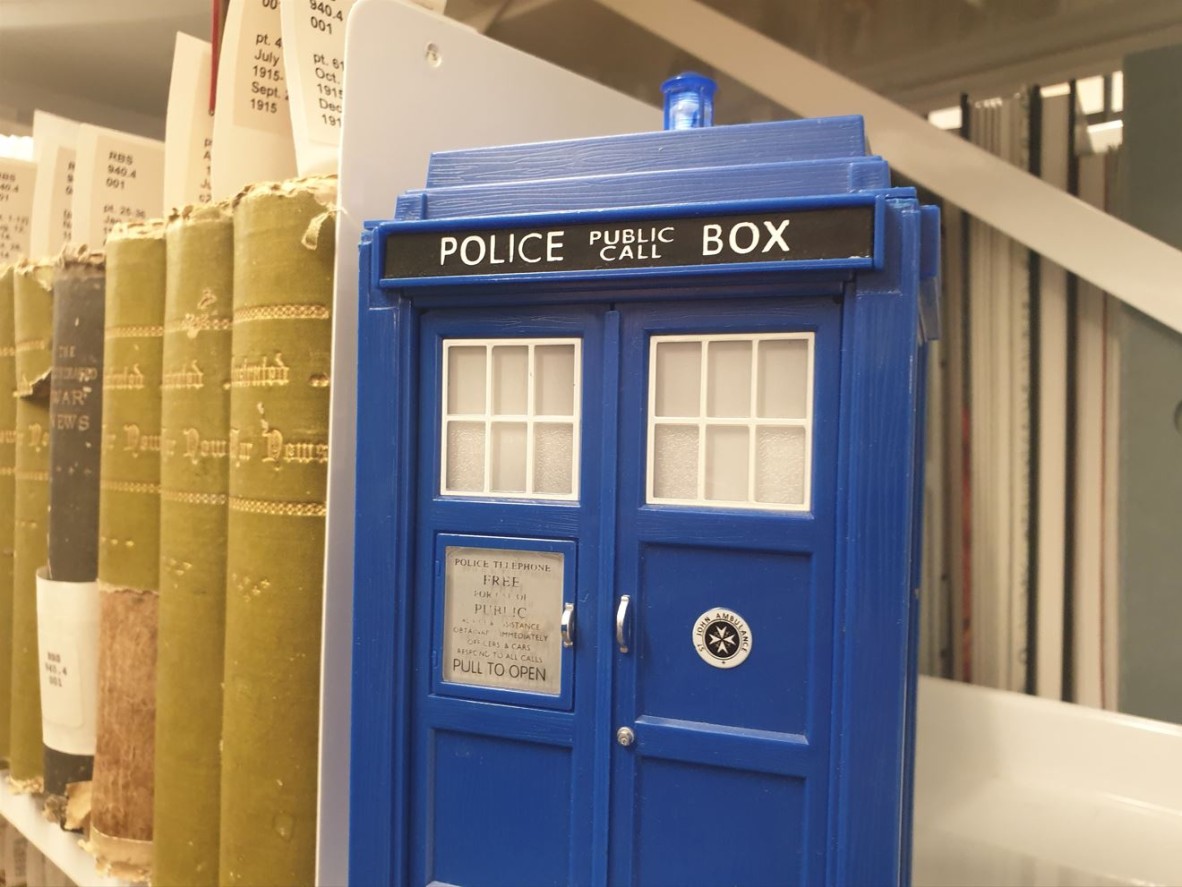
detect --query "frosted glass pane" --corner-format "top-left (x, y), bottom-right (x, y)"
top-left (755, 426), bottom-right (807, 505)
top-left (446, 421), bottom-right (485, 491)
top-left (653, 425), bottom-right (698, 500)
top-left (492, 346), bottom-right (528, 414)
top-left (757, 339), bottom-right (809, 419)
top-left (490, 422), bottom-right (527, 492)
top-left (535, 344), bottom-right (576, 416)
top-left (705, 425), bottom-right (750, 502)
top-left (654, 341), bottom-right (701, 417)
top-left (447, 345), bottom-right (486, 414)
top-left (534, 423), bottom-right (574, 495)
top-left (707, 340), bottom-right (752, 418)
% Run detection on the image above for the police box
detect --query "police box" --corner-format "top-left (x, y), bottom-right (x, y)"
top-left (350, 76), bottom-right (940, 886)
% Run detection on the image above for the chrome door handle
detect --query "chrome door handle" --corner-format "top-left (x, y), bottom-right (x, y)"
top-left (616, 595), bottom-right (632, 654)
top-left (561, 602), bottom-right (575, 648)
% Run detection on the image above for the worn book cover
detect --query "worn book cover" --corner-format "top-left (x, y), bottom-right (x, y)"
top-left (154, 202), bottom-right (232, 886)
top-left (10, 259), bottom-right (54, 793)
top-left (0, 264), bottom-right (16, 768)
top-left (219, 177), bottom-right (334, 887)
top-left (40, 250), bottom-right (106, 822)
top-left (91, 221), bottom-right (165, 880)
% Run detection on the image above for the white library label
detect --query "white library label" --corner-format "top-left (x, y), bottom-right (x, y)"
top-left (35, 571), bottom-right (100, 755)
top-left (443, 546), bottom-right (564, 696)
top-left (165, 33), bottom-right (215, 208)
top-left (0, 158), bottom-right (35, 263)
top-left (71, 125), bottom-right (164, 246)
top-left (234, 0), bottom-right (292, 136)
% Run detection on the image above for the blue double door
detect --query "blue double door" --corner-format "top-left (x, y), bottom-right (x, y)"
top-left (409, 294), bottom-right (841, 886)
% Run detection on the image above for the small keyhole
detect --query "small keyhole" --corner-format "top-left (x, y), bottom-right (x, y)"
top-left (616, 727), bottom-right (635, 747)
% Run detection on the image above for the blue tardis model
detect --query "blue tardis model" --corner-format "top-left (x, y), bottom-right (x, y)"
top-left (351, 75), bottom-right (940, 886)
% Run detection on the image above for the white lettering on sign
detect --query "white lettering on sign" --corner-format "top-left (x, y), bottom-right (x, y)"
top-left (442, 546), bottom-right (565, 696)
top-left (432, 219), bottom-right (797, 270)
top-left (439, 230), bottom-right (566, 267)
top-left (702, 219), bottom-right (792, 256)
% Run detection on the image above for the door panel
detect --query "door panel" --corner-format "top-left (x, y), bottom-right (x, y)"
top-left (634, 762), bottom-right (806, 887)
top-left (410, 296), bottom-right (840, 887)
top-left (411, 306), bottom-right (608, 887)
top-left (612, 298), bottom-right (841, 886)
top-left (637, 544), bottom-right (814, 736)
top-left (431, 732), bottom-right (573, 887)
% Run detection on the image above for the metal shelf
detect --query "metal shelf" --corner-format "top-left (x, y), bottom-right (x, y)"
top-left (0, 776), bottom-right (125, 887)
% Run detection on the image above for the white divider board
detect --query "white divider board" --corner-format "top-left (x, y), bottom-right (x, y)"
top-left (210, 0), bottom-right (297, 200)
top-left (0, 157), bottom-right (35, 264)
top-left (70, 124), bottom-right (164, 249)
top-left (28, 111), bottom-right (80, 258)
top-left (164, 33), bottom-right (215, 210)
top-left (319, 2), bottom-right (657, 881)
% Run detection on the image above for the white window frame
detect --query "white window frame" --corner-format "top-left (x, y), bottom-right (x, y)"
top-left (440, 337), bottom-right (582, 501)
top-left (646, 332), bottom-right (814, 512)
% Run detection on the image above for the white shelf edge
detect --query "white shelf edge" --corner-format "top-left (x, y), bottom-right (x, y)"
top-left (0, 774), bottom-right (126, 887)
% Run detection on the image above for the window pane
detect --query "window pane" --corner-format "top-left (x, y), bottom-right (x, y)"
top-left (447, 345), bottom-right (486, 414)
top-left (490, 422), bottom-right (528, 493)
top-left (654, 341), bottom-right (701, 417)
top-left (757, 338), bottom-right (809, 419)
top-left (755, 426), bottom-right (806, 505)
top-left (535, 344), bottom-right (575, 416)
top-left (492, 345), bottom-right (529, 414)
top-left (534, 422), bottom-right (574, 495)
top-left (705, 425), bottom-right (750, 502)
top-left (446, 421), bottom-right (485, 491)
top-left (653, 424), bottom-right (698, 499)
top-left (707, 340), bottom-right (752, 418)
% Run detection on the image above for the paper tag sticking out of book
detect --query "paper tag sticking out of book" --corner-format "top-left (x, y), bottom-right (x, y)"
top-left (165, 33), bottom-right (215, 209)
top-left (211, 0), bottom-right (297, 199)
top-left (0, 158), bottom-right (35, 263)
top-left (35, 570), bottom-right (100, 756)
top-left (281, 0), bottom-right (356, 175)
top-left (70, 125), bottom-right (164, 248)
top-left (29, 110), bottom-right (80, 257)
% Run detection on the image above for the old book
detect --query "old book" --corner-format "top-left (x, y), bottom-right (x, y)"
top-left (91, 220), bottom-right (165, 880)
top-left (154, 202), bottom-right (232, 887)
top-left (10, 259), bottom-right (53, 793)
top-left (40, 249), bottom-right (105, 824)
top-left (220, 177), bottom-right (334, 886)
top-left (0, 264), bottom-right (15, 767)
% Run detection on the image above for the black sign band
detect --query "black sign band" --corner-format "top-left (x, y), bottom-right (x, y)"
top-left (383, 204), bottom-right (874, 281)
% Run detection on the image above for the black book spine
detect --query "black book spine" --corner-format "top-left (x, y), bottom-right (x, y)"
top-left (43, 251), bottom-right (106, 813)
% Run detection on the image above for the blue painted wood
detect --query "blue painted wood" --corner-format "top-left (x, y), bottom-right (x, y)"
top-left (424, 116), bottom-right (869, 188)
top-left (402, 157), bottom-right (889, 221)
top-left (829, 199), bottom-right (923, 885)
top-left (351, 112), bottom-right (936, 886)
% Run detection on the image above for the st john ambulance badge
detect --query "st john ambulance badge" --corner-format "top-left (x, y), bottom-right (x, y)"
top-left (693, 608), bottom-right (752, 669)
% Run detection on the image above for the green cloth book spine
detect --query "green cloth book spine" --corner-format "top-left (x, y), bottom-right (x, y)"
top-left (154, 202), bottom-right (233, 887)
top-left (220, 178), bottom-right (335, 887)
top-left (42, 250), bottom-right (106, 820)
top-left (0, 264), bottom-right (16, 769)
top-left (92, 221), bottom-right (165, 880)
top-left (10, 260), bottom-right (54, 793)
